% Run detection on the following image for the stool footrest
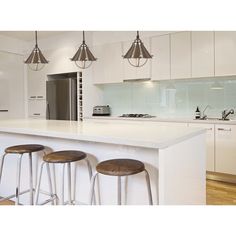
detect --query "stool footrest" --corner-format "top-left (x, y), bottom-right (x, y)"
top-left (0, 189), bottom-right (31, 202)
top-left (37, 194), bottom-right (58, 205)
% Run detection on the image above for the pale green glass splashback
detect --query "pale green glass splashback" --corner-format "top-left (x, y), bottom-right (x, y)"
top-left (97, 77), bottom-right (236, 118)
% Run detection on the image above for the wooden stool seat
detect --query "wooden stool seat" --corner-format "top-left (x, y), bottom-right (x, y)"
top-left (43, 150), bottom-right (86, 163)
top-left (5, 144), bottom-right (45, 154)
top-left (96, 159), bottom-right (145, 176)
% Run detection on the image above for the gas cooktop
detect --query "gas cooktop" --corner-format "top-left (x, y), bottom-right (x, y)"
top-left (119, 114), bottom-right (156, 118)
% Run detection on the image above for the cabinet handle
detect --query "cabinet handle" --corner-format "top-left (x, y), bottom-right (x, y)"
top-left (37, 96), bottom-right (43, 99)
top-left (217, 128), bottom-right (232, 131)
top-left (33, 113), bottom-right (40, 116)
top-left (30, 96), bottom-right (36, 99)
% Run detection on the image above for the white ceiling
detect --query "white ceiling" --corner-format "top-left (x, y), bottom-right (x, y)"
top-left (0, 31), bottom-right (73, 41)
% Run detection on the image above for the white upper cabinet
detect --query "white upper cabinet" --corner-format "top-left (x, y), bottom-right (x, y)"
top-left (215, 31), bottom-right (236, 76)
top-left (92, 42), bottom-right (123, 84)
top-left (191, 31), bottom-right (214, 78)
top-left (151, 34), bottom-right (170, 81)
top-left (123, 38), bottom-right (151, 80)
top-left (28, 69), bottom-right (47, 99)
top-left (171, 32), bottom-right (191, 79)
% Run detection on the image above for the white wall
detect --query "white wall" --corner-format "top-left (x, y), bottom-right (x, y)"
top-left (0, 34), bottom-right (28, 54)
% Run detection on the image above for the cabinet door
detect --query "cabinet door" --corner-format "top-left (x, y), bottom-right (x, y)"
top-left (171, 32), bottom-right (191, 79)
top-left (215, 124), bottom-right (236, 175)
top-left (123, 38), bottom-right (151, 80)
top-left (151, 34), bottom-right (170, 81)
top-left (28, 100), bottom-right (46, 118)
top-left (28, 69), bottom-right (46, 99)
top-left (188, 123), bottom-right (215, 171)
top-left (215, 32), bottom-right (236, 76)
top-left (92, 42), bottom-right (123, 84)
top-left (191, 31), bottom-right (214, 78)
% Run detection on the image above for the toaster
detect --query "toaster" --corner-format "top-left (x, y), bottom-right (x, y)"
top-left (93, 105), bottom-right (111, 116)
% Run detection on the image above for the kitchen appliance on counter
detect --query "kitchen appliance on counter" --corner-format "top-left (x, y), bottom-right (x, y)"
top-left (119, 114), bottom-right (156, 118)
top-left (93, 105), bottom-right (111, 116)
top-left (46, 78), bottom-right (77, 120)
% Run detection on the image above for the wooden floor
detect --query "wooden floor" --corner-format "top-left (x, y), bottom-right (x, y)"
top-left (206, 179), bottom-right (236, 205)
top-left (1, 180), bottom-right (236, 205)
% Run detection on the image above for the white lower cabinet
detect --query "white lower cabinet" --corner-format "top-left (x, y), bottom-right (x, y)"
top-left (28, 100), bottom-right (46, 119)
top-left (188, 123), bottom-right (215, 171)
top-left (215, 124), bottom-right (236, 175)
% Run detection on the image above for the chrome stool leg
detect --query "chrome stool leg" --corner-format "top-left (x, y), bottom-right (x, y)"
top-left (144, 169), bottom-right (153, 205)
top-left (73, 163), bottom-right (77, 204)
top-left (35, 162), bottom-right (45, 205)
top-left (117, 176), bottom-right (122, 205)
top-left (29, 152), bottom-right (34, 205)
top-left (46, 163), bottom-right (55, 205)
top-left (52, 163), bottom-right (58, 205)
top-left (84, 159), bottom-right (97, 205)
top-left (89, 172), bottom-right (98, 205)
top-left (85, 159), bottom-right (92, 180)
top-left (61, 164), bottom-right (65, 204)
top-left (35, 162), bottom-right (58, 205)
top-left (0, 153), bottom-right (7, 184)
top-left (67, 163), bottom-right (72, 205)
top-left (15, 154), bottom-right (23, 205)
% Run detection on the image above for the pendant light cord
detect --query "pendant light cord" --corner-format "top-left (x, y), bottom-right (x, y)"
top-left (82, 31), bottom-right (85, 44)
top-left (136, 31), bottom-right (139, 40)
top-left (35, 31), bottom-right (38, 47)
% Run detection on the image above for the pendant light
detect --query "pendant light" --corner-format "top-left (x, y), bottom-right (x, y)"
top-left (123, 31), bottom-right (153, 67)
top-left (71, 31), bottom-right (97, 69)
top-left (24, 31), bottom-right (49, 71)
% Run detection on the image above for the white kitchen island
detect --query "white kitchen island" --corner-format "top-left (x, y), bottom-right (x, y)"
top-left (0, 119), bottom-right (206, 205)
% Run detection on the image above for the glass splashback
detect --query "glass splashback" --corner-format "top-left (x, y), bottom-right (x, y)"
top-left (98, 77), bottom-right (236, 119)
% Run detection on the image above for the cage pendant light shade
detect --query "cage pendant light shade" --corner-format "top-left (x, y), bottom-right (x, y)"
top-left (123, 31), bottom-right (152, 67)
top-left (24, 31), bottom-right (49, 71)
top-left (71, 31), bottom-right (97, 69)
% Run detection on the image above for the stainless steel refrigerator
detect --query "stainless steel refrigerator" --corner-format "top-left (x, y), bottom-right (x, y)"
top-left (46, 78), bottom-right (77, 120)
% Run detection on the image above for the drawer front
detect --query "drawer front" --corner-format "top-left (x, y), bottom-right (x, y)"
top-left (215, 124), bottom-right (236, 175)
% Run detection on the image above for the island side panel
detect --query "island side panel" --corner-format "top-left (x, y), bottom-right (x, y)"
top-left (0, 132), bottom-right (159, 205)
top-left (158, 132), bottom-right (206, 205)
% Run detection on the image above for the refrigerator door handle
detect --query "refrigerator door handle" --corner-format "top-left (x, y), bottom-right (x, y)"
top-left (69, 78), bottom-right (72, 120)
top-left (46, 101), bottom-right (50, 120)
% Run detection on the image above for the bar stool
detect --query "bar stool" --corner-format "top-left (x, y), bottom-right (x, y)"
top-left (35, 150), bottom-right (92, 205)
top-left (89, 158), bottom-right (153, 205)
top-left (0, 144), bottom-right (45, 205)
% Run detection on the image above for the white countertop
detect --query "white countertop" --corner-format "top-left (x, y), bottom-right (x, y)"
top-left (0, 119), bottom-right (205, 149)
top-left (85, 116), bottom-right (236, 125)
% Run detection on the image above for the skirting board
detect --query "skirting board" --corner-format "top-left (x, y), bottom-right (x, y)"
top-left (207, 171), bottom-right (236, 184)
